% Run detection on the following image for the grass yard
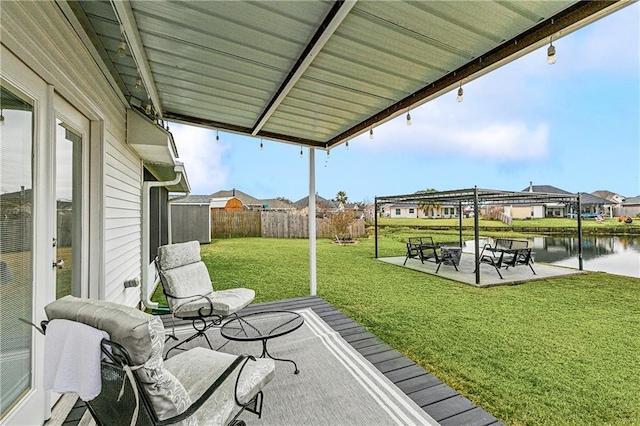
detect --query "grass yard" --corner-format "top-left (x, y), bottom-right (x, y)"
top-left (152, 234), bottom-right (640, 425)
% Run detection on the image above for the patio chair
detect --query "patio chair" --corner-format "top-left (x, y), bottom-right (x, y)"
top-left (43, 296), bottom-right (275, 426)
top-left (403, 237), bottom-right (440, 265)
top-left (156, 241), bottom-right (255, 358)
top-left (478, 239), bottom-right (535, 278)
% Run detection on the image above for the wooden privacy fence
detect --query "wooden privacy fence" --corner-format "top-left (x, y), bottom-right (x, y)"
top-left (210, 210), bottom-right (366, 239)
top-left (211, 210), bottom-right (261, 238)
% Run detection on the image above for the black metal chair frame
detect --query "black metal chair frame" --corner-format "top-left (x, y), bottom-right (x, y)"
top-left (404, 237), bottom-right (441, 265)
top-left (41, 320), bottom-right (262, 426)
top-left (477, 239), bottom-right (536, 279)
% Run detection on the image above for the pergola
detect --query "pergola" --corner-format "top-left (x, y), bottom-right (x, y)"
top-left (375, 188), bottom-right (584, 284)
top-left (58, 0), bottom-right (630, 294)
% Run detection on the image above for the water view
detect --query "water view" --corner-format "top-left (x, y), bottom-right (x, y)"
top-left (465, 236), bottom-right (640, 278)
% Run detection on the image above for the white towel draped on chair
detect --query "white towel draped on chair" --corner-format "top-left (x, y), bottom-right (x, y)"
top-left (44, 318), bottom-right (109, 401)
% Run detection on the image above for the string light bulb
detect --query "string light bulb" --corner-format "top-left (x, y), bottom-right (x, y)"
top-left (327, 150), bottom-right (330, 159)
top-left (134, 78), bottom-right (142, 92)
top-left (300, 146), bottom-right (303, 158)
top-left (406, 111), bottom-right (412, 126)
top-left (117, 25), bottom-right (127, 57)
top-left (216, 130), bottom-right (220, 141)
top-left (117, 40), bottom-right (127, 57)
top-left (547, 37), bottom-right (557, 65)
top-left (260, 139), bottom-right (263, 151)
top-left (0, 109), bottom-right (4, 126)
top-left (457, 83), bottom-right (464, 102)
top-left (345, 140), bottom-right (349, 150)
top-left (369, 128), bottom-right (374, 139)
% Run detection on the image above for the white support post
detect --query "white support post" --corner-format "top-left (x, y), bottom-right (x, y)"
top-left (309, 148), bottom-right (317, 296)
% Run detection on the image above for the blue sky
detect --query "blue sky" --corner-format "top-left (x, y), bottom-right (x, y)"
top-left (171, 4), bottom-right (639, 204)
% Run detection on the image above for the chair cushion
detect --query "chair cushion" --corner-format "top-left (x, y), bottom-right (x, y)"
top-left (174, 288), bottom-right (255, 318)
top-left (45, 296), bottom-right (195, 425)
top-left (44, 296), bottom-right (152, 365)
top-left (157, 240), bottom-right (202, 270)
top-left (165, 347), bottom-right (275, 426)
top-left (160, 261), bottom-right (214, 312)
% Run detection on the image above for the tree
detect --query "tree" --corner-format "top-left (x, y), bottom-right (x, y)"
top-left (417, 188), bottom-right (440, 218)
top-left (335, 191), bottom-right (348, 205)
top-left (330, 211), bottom-right (355, 242)
top-left (275, 196), bottom-right (292, 203)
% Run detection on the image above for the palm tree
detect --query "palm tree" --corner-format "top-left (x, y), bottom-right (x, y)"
top-left (335, 191), bottom-right (348, 205)
top-left (417, 188), bottom-right (440, 218)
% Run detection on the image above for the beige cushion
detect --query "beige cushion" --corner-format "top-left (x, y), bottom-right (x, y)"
top-left (165, 347), bottom-right (275, 426)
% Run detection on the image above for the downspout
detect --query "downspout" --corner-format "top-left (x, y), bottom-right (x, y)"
top-left (141, 167), bottom-right (184, 309)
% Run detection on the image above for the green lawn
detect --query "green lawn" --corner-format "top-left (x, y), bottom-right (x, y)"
top-left (152, 234), bottom-right (640, 425)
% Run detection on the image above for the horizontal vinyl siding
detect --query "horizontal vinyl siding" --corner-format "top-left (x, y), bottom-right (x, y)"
top-left (104, 135), bottom-right (142, 306)
top-left (2, 2), bottom-right (145, 307)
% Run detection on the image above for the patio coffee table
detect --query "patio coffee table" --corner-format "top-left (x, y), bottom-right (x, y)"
top-left (221, 310), bottom-right (304, 374)
top-left (435, 246), bottom-right (462, 273)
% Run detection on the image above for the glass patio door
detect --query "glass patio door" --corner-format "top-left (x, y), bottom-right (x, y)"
top-left (0, 81), bottom-right (35, 421)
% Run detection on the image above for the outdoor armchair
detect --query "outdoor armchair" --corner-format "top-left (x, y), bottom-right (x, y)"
top-left (156, 241), bottom-right (255, 358)
top-left (43, 296), bottom-right (275, 426)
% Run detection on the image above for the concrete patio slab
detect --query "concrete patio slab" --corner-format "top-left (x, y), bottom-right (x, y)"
top-left (379, 253), bottom-right (583, 287)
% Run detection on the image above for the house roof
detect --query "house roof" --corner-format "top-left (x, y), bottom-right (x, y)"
top-left (62, 1), bottom-right (630, 149)
top-left (521, 184), bottom-right (574, 195)
top-left (579, 193), bottom-right (610, 205)
top-left (622, 195), bottom-right (640, 205)
top-left (210, 189), bottom-right (261, 205)
top-left (591, 190), bottom-right (625, 202)
top-left (294, 195), bottom-right (338, 209)
top-left (170, 194), bottom-right (213, 205)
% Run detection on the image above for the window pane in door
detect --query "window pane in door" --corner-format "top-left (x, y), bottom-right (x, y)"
top-left (55, 123), bottom-right (80, 299)
top-left (0, 83), bottom-right (34, 418)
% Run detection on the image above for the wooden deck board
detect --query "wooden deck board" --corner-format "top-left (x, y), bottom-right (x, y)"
top-left (58, 295), bottom-right (500, 425)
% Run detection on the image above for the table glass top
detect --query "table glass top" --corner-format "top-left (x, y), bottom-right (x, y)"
top-left (221, 310), bottom-right (304, 341)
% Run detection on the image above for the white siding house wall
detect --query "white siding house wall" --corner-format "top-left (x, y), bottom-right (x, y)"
top-left (104, 139), bottom-right (142, 306)
top-left (2, 2), bottom-right (143, 307)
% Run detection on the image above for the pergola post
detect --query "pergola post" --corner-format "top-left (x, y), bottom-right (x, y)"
top-left (577, 193), bottom-right (583, 271)
top-left (374, 197), bottom-right (379, 259)
top-left (458, 201), bottom-right (463, 248)
top-left (473, 186), bottom-right (480, 285)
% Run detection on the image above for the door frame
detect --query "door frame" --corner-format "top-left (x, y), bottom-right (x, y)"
top-left (1, 45), bottom-right (52, 426)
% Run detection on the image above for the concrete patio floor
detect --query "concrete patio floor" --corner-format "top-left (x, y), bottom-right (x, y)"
top-left (379, 253), bottom-right (583, 287)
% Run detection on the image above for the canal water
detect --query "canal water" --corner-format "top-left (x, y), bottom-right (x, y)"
top-left (464, 236), bottom-right (640, 279)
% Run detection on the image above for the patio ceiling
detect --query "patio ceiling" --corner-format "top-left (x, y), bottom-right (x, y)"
top-left (63, 0), bottom-right (629, 149)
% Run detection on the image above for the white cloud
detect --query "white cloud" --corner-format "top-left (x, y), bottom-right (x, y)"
top-left (171, 123), bottom-right (230, 194)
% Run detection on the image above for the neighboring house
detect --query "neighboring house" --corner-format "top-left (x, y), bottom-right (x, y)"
top-left (210, 188), bottom-right (296, 211)
top-left (618, 195), bottom-right (640, 218)
top-left (385, 203), bottom-right (419, 218)
top-left (579, 193), bottom-right (610, 215)
top-left (294, 194), bottom-right (338, 217)
top-left (210, 197), bottom-right (244, 211)
top-left (591, 190), bottom-right (626, 217)
top-left (506, 183), bottom-right (610, 218)
top-left (510, 183), bottom-right (575, 218)
top-left (381, 202), bottom-right (459, 219)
